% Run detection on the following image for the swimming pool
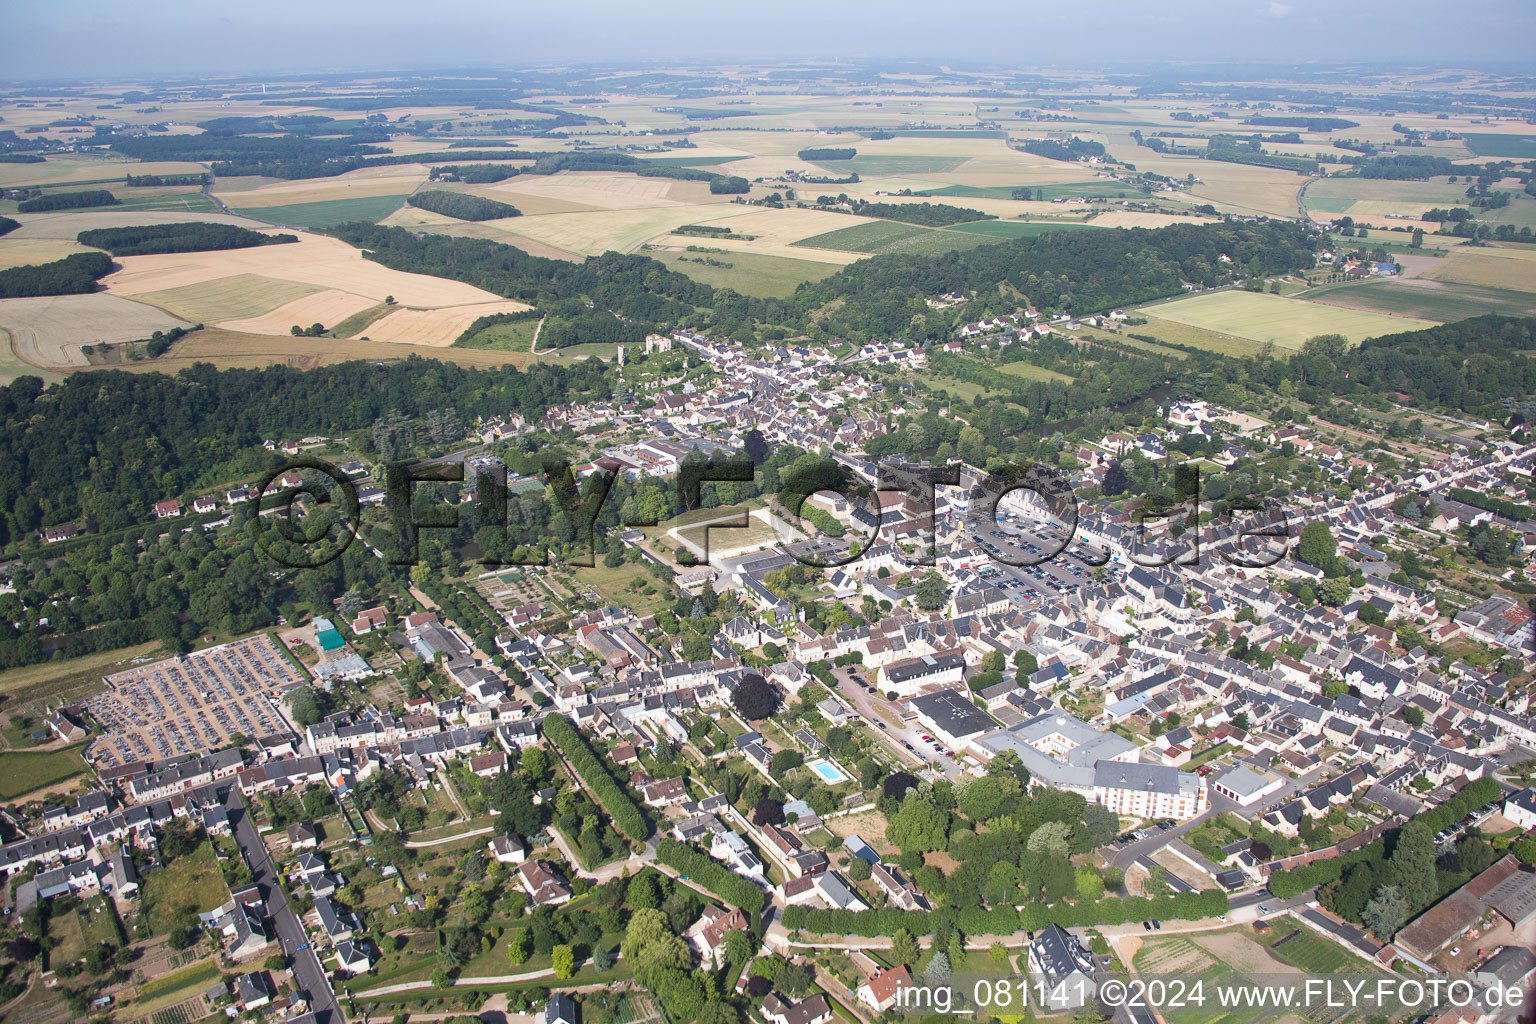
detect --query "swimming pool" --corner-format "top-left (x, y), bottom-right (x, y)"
top-left (807, 758), bottom-right (850, 784)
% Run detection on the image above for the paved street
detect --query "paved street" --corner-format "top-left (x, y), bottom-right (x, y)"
top-left (224, 787), bottom-right (340, 1024)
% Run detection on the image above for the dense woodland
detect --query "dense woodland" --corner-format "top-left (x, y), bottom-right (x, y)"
top-left (429, 164), bottom-right (522, 184)
top-left (329, 223), bottom-right (711, 327)
top-left (0, 252), bottom-right (113, 298)
top-left (76, 222), bottom-right (296, 256)
top-left (405, 190), bottom-right (521, 221)
top-left (15, 189), bottom-right (119, 213)
top-left (777, 219), bottom-right (1317, 340)
top-left (1019, 137), bottom-right (1106, 162)
top-left (797, 147), bottom-right (856, 161)
top-left (0, 357), bottom-right (611, 542)
top-left (836, 199), bottom-right (993, 226)
top-left (0, 217), bottom-right (17, 238)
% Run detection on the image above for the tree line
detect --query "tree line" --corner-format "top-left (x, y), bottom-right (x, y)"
top-left (405, 190), bottom-right (521, 221)
top-left (540, 714), bottom-right (649, 842)
top-left (16, 189), bottom-right (119, 213)
top-left (124, 173), bottom-right (209, 187)
top-left (76, 222), bottom-right (297, 256)
top-left (429, 164), bottom-right (522, 184)
top-left (834, 199), bottom-right (993, 227)
top-left (1020, 137), bottom-right (1105, 162)
top-left (797, 147), bottom-right (856, 161)
top-left (326, 222), bottom-right (711, 326)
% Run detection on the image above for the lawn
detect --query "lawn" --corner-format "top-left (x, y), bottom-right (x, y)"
top-left (140, 843), bottom-right (229, 933)
top-left (1144, 290), bottom-right (1438, 350)
top-left (645, 249), bottom-right (840, 298)
top-left (570, 560), bottom-right (676, 617)
top-left (455, 317), bottom-right (539, 351)
top-left (232, 193), bottom-right (411, 229)
top-left (947, 219), bottom-right (1102, 238)
top-left (0, 744), bottom-right (88, 798)
top-left (1301, 278), bottom-right (1536, 323)
top-left (994, 360), bottom-right (1075, 382)
top-left (1265, 920), bottom-right (1377, 974)
top-left (0, 640), bottom-right (158, 698)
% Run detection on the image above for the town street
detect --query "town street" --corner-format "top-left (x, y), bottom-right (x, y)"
top-left (224, 787), bottom-right (340, 1024)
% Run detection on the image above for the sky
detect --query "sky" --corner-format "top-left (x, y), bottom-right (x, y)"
top-left (2, 0), bottom-right (1533, 82)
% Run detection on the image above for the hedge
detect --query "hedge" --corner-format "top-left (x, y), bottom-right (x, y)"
top-left (540, 715), bottom-right (648, 842)
top-left (656, 838), bottom-right (764, 912)
top-left (783, 889), bottom-right (1228, 936)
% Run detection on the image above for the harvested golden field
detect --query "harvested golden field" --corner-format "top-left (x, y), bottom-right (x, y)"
top-left (651, 206), bottom-right (875, 264)
top-left (101, 327), bottom-right (540, 374)
top-left (0, 293), bottom-right (191, 368)
top-left (0, 238), bottom-right (102, 270)
top-left (214, 164), bottom-right (427, 208)
top-left (1088, 210), bottom-right (1212, 229)
top-left (130, 274), bottom-right (326, 323)
top-left (0, 157), bottom-right (208, 189)
top-left (505, 204), bottom-right (748, 257)
top-left (103, 232), bottom-right (504, 306)
top-left (376, 207), bottom-right (582, 261)
top-left (486, 172), bottom-right (728, 211)
top-left (6, 209), bottom-right (270, 240)
top-left (1420, 247), bottom-right (1536, 294)
top-left (218, 289), bottom-right (379, 336)
top-left (363, 301), bottom-right (534, 347)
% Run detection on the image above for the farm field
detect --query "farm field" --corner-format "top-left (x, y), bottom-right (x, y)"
top-left (0, 237), bottom-right (101, 269)
top-left (1144, 290), bottom-right (1438, 350)
top-left (232, 193), bottom-right (413, 229)
top-left (0, 744), bottom-right (88, 799)
top-left (219, 289), bottom-right (379, 336)
top-left (363, 301), bottom-right (534, 347)
top-left (104, 231), bottom-right (509, 311)
top-left (1088, 210), bottom-right (1211, 229)
top-left (132, 273), bottom-right (325, 323)
top-left (104, 326), bottom-right (543, 373)
top-left (1419, 245), bottom-right (1536, 293)
top-left (946, 219), bottom-right (1101, 238)
top-left (0, 157), bottom-right (208, 189)
top-left (792, 219), bottom-right (1004, 256)
top-left (0, 292), bottom-right (191, 371)
top-left (214, 165), bottom-right (426, 207)
top-left (1461, 133), bottom-right (1536, 158)
top-left (1304, 177), bottom-right (1470, 217)
top-left (643, 248), bottom-right (841, 297)
top-left (0, 208), bottom-right (271, 240)
top-left (1302, 278), bottom-right (1536, 322)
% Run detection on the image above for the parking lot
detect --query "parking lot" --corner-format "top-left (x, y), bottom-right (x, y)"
top-left (84, 635), bottom-right (303, 767)
top-left (958, 510), bottom-right (1125, 599)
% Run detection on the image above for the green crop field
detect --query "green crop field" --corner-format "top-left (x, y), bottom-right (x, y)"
top-left (233, 193), bottom-right (410, 229)
top-left (636, 155), bottom-right (749, 167)
top-left (1266, 923), bottom-right (1374, 974)
top-left (0, 744), bottom-right (88, 798)
top-left (1144, 289), bottom-right (1438, 349)
top-left (832, 155), bottom-right (967, 176)
top-left (1302, 279), bottom-right (1536, 323)
top-left (793, 219), bottom-right (1002, 256)
top-left (109, 192), bottom-right (222, 214)
top-left (947, 219), bottom-right (1102, 238)
top-left (646, 249), bottom-right (840, 298)
top-left (1462, 133), bottom-right (1536, 158)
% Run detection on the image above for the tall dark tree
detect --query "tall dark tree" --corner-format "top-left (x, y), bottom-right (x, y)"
top-left (731, 673), bottom-right (780, 720)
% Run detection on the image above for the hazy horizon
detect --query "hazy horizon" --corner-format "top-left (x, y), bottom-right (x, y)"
top-left (4, 0), bottom-right (1535, 83)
